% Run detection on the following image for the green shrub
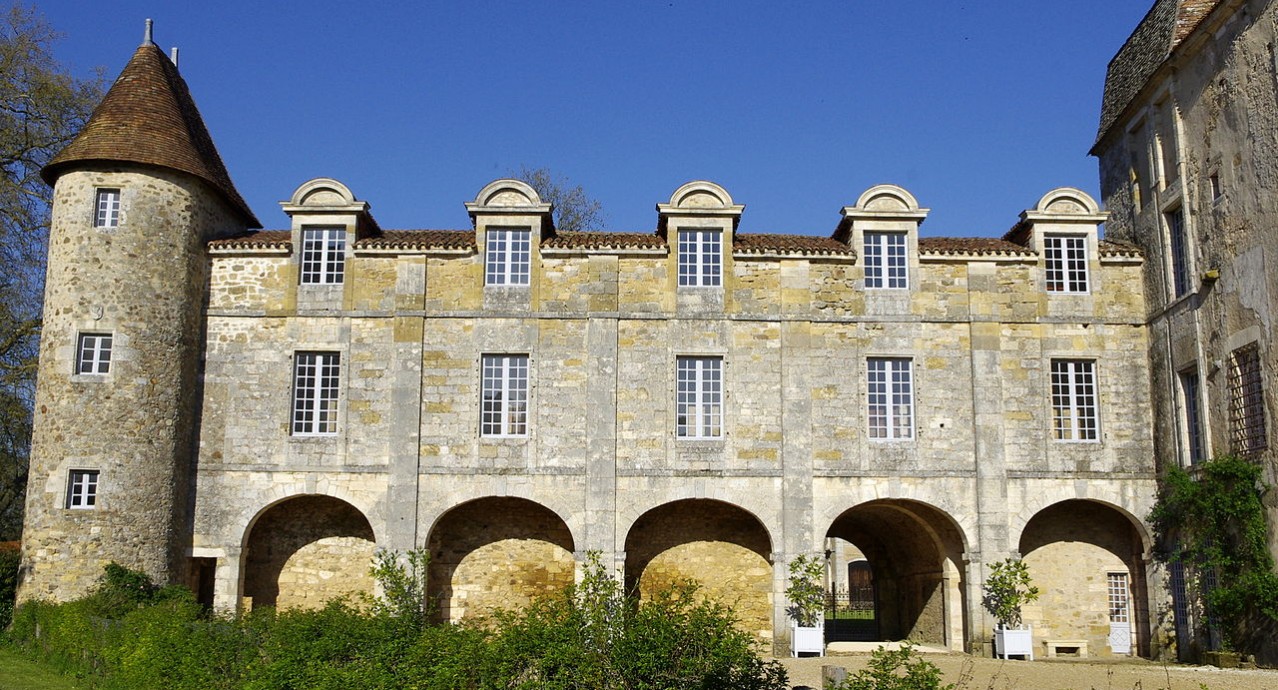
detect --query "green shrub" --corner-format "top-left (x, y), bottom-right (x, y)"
top-left (826, 643), bottom-right (953, 690)
top-left (0, 541), bottom-right (18, 628)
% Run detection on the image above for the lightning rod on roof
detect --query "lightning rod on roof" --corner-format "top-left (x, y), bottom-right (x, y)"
top-left (170, 46), bottom-right (179, 67)
top-left (143, 18), bottom-right (153, 46)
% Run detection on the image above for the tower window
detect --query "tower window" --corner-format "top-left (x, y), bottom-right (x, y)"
top-left (1167, 207), bottom-right (1191, 298)
top-left (300, 228), bottom-right (346, 284)
top-left (76, 333), bottom-right (113, 375)
top-left (95, 189), bottom-right (121, 228)
top-left (66, 470), bottom-right (99, 509)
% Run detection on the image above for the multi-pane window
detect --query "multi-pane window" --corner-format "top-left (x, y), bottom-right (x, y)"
top-left (292, 352), bottom-right (340, 435)
top-left (76, 333), bottom-right (113, 375)
top-left (676, 356), bottom-right (722, 439)
top-left (867, 357), bottom-right (913, 440)
top-left (94, 188), bottom-right (121, 228)
top-left (677, 230), bottom-right (722, 287)
top-left (1228, 344), bottom-right (1266, 456)
top-left (1044, 235), bottom-right (1089, 293)
top-left (1108, 572), bottom-right (1131, 624)
top-left (485, 228), bottom-right (531, 286)
top-left (66, 470), bottom-right (99, 509)
top-left (864, 232), bottom-right (908, 289)
top-left (300, 228), bottom-right (346, 284)
top-left (1050, 359), bottom-right (1098, 441)
top-left (481, 354), bottom-right (529, 437)
top-left (1180, 369), bottom-right (1206, 465)
top-left (1167, 207), bottom-right (1191, 298)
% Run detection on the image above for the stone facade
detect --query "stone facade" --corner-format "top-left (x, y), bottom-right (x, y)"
top-left (1092, 0), bottom-right (1278, 664)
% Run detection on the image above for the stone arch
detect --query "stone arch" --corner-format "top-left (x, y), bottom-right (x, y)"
top-left (471, 178), bottom-right (544, 208)
top-left (854, 184), bottom-right (922, 213)
top-left (1033, 187), bottom-right (1101, 215)
top-left (287, 177), bottom-right (359, 207)
top-left (666, 180), bottom-right (737, 210)
top-left (426, 496), bottom-right (575, 623)
top-left (1011, 492), bottom-right (1152, 557)
top-left (824, 499), bottom-right (969, 650)
top-left (1017, 499), bottom-right (1151, 658)
top-left (623, 499), bottom-right (774, 642)
top-left (241, 494), bottom-right (376, 611)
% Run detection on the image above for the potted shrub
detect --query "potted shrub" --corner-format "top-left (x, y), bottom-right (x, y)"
top-left (982, 558), bottom-right (1040, 660)
top-left (786, 554), bottom-right (826, 657)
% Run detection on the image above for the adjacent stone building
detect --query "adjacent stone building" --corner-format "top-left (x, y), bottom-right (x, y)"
top-left (1092, 0), bottom-right (1278, 662)
top-left (20, 21), bottom-right (1171, 658)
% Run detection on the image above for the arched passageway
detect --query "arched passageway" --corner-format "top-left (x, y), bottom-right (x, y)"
top-left (1018, 500), bottom-right (1150, 657)
top-left (242, 495), bottom-right (376, 610)
top-left (624, 499), bottom-right (773, 641)
top-left (427, 497), bottom-right (575, 623)
top-left (825, 500), bottom-right (967, 649)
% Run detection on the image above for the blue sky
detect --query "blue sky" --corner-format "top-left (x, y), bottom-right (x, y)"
top-left (37, 1), bottom-right (1153, 237)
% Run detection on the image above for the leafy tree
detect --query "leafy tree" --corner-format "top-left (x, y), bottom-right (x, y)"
top-left (514, 166), bottom-right (605, 233)
top-left (0, 3), bottom-right (103, 540)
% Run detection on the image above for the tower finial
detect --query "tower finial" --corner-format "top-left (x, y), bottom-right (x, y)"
top-left (143, 18), bottom-right (154, 46)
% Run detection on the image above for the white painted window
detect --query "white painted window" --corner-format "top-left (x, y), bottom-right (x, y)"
top-left (1167, 207), bottom-right (1190, 298)
top-left (1044, 235), bottom-right (1089, 293)
top-left (864, 232), bottom-right (907, 289)
top-left (867, 357), bottom-right (913, 440)
top-left (676, 356), bottom-right (722, 438)
top-left (1050, 359), bottom-right (1098, 441)
top-left (481, 354), bottom-right (529, 436)
top-left (76, 333), bottom-right (113, 375)
top-left (94, 188), bottom-right (120, 228)
top-left (485, 228), bottom-right (531, 286)
top-left (292, 352), bottom-right (340, 435)
top-left (1228, 343), bottom-right (1267, 456)
top-left (66, 470), bottom-right (99, 509)
top-left (300, 228), bottom-right (346, 284)
top-left (1180, 369), bottom-right (1205, 465)
top-left (677, 229), bottom-right (722, 287)
top-left (1107, 572), bottom-right (1131, 624)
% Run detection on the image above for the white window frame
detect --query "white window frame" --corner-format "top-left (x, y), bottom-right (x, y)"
top-left (1167, 207), bottom-right (1191, 298)
top-left (292, 351), bottom-right (341, 436)
top-left (1044, 235), bottom-right (1089, 294)
top-left (676, 356), bottom-right (722, 439)
top-left (1179, 368), bottom-right (1206, 466)
top-left (76, 332), bottom-right (113, 375)
top-left (66, 469), bottom-right (99, 509)
top-left (864, 232), bottom-right (908, 289)
top-left (299, 227), bottom-right (346, 285)
top-left (1107, 572), bottom-right (1131, 624)
top-left (1050, 359), bottom-right (1099, 442)
top-left (867, 357), bottom-right (914, 440)
top-left (677, 229), bottom-right (722, 287)
top-left (94, 188), bottom-right (121, 228)
top-left (485, 227), bottom-right (532, 286)
top-left (481, 354), bottom-right (529, 437)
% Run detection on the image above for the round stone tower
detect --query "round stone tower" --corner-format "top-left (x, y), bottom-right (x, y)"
top-left (17, 25), bottom-right (259, 601)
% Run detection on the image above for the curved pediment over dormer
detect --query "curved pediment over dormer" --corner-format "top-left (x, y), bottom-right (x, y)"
top-left (1033, 187), bottom-right (1103, 216)
top-left (656, 180), bottom-right (745, 234)
top-left (465, 179), bottom-right (554, 231)
top-left (855, 184), bottom-right (922, 214)
top-left (834, 184), bottom-right (929, 243)
top-left (286, 178), bottom-right (362, 209)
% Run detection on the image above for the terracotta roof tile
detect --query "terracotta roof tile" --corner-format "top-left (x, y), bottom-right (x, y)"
top-left (1099, 239), bottom-right (1144, 258)
top-left (732, 233), bottom-right (854, 256)
top-left (918, 237), bottom-right (1035, 257)
top-left (356, 230), bottom-right (474, 251)
top-left (42, 43), bottom-right (259, 227)
top-left (542, 231), bottom-right (666, 250)
top-left (207, 230), bottom-right (290, 250)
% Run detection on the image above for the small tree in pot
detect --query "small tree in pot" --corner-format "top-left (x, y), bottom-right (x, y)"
top-left (786, 554), bottom-right (826, 656)
top-left (982, 558), bottom-right (1039, 659)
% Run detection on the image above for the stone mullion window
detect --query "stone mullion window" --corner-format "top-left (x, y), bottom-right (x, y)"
top-left (676, 356), bottom-right (722, 438)
top-left (292, 352), bottom-right (341, 435)
top-left (65, 469), bottom-right (99, 509)
top-left (1044, 236), bottom-right (1089, 293)
top-left (1167, 207), bottom-right (1190, 298)
top-left (484, 228), bottom-right (531, 286)
top-left (94, 188), bottom-right (121, 228)
top-left (76, 333), bottom-right (113, 375)
top-left (1228, 344), bottom-right (1266, 456)
top-left (300, 228), bottom-right (346, 284)
top-left (867, 357), bottom-right (913, 440)
top-left (864, 232), bottom-right (907, 289)
top-left (1050, 359), bottom-right (1098, 442)
top-left (1180, 369), bottom-right (1205, 465)
top-left (481, 354), bottom-right (529, 437)
top-left (677, 230), bottom-right (721, 287)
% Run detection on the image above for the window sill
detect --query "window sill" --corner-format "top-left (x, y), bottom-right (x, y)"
top-left (70, 374), bottom-right (111, 383)
top-left (290, 433), bottom-right (340, 442)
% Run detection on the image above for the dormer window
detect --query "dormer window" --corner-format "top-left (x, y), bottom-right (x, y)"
top-left (1044, 235), bottom-right (1088, 293)
top-left (864, 232), bottom-right (907, 289)
top-left (485, 227), bottom-right (531, 286)
top-left (95, 188), bottom-right (121, 228)
top-left (677, 229), bottom-right (721, 287)
top-left (300, 227), bottom-right (345, 284)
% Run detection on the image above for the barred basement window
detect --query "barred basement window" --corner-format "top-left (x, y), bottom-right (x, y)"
top-left (1228, 344), bottom-right (1267, 456)
top-left (677, 230), bottom-right (721, 287)
top-left (66, 470), bottom-right (99, 509)
top-left (300, 228), bottom-right (346, 284)
top-left (94, 188), bottom-right (120, 228)
top-left (76, 333), bottom-right (113, 375)
top-left (292, 352), bottom-right (340, 435)
top-left (485, 228), bottom-right (531, 286)
top-left (867, 357), bottom-right (913, 440)
top-left (864, 232), bottom-right (908, 289)
top-left (1051, 359), bottom-right (1098, 441)
top-left (676, 356), bottom-right (722, 438)
top-left (481, 354), bottom-right (529, 437)
top-left (1044, 235), bottom-right (1089, 293)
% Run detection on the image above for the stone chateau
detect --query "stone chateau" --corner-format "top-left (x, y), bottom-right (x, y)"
top-left (16, 0), bottom-right (1278, 662)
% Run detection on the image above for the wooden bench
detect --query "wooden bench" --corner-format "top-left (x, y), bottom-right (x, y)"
top-left (1043, 639), bottom-right (1088, 658)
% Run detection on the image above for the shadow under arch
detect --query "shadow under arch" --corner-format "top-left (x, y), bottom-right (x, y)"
top-left (241, 494), bottom-right (376, 610)
top-left (824, 499), bottom-right (969, 649)
top-left (426, 496), bottom-right (575, 623)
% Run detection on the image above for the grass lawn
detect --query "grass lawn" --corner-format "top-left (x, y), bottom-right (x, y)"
top-left (0, 647), bottom-right (84, 689)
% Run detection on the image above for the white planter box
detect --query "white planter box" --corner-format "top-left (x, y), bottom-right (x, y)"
top-left (791, 623), bottom-right (824, 657)
top-left (994, 625), bottom-right (1034, 660)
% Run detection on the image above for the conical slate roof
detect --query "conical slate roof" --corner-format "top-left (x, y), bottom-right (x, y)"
top-left (42, 41), bottom-right (260, 227)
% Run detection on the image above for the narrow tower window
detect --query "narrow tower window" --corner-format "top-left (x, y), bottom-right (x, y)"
top-left (94, 188), bottom-right (121, 228)
top-left (76, 333), bottom-right (113, 375)
top-left (66, 470), bottom-right (99, 509)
